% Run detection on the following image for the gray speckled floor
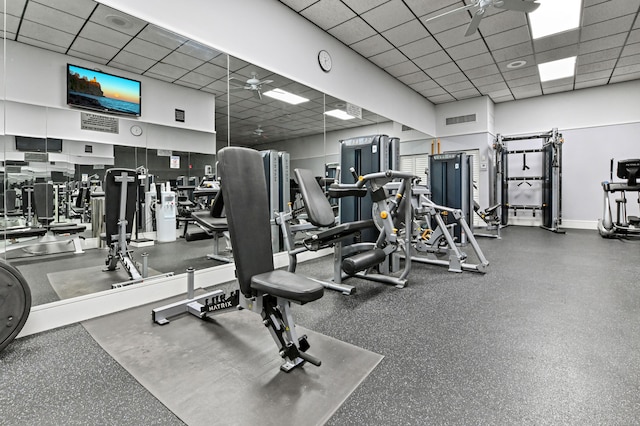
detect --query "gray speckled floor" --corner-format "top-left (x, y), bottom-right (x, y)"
top-left (2, 226), bottom-right (640, 425)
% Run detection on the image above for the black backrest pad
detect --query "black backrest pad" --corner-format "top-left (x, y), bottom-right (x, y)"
top-left (210, 189), bottom-right (225, 218)
top-left (34, 183), bottom-right (54, 220)
top-left (294, 168), bottom-right (335, 227)
top-left (104, 168), bottom-right (137, 245)
top-left (219, 147), bottom-right (274, 297)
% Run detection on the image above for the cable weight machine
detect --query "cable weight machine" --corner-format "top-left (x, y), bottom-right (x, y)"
top-left (493, 128), bottom-right (564, 233)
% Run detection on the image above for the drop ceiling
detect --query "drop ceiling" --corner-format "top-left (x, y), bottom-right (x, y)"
top-left (2, 0), bottom-right (639, 147)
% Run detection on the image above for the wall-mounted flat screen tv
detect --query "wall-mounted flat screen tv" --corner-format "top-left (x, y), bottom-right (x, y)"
top-left (67, 64), bottom-right (141, 117)
top-left (15, 136), bottom-right (63, 153)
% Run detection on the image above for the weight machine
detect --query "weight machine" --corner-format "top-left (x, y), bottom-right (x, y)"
top-left (493, 128), bottom-right (564, 233)
top-left (598, 158), bottom-right (640, 238)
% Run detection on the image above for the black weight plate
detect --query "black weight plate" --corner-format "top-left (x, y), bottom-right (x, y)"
top-left (0, 259), bottom-right (31, 353)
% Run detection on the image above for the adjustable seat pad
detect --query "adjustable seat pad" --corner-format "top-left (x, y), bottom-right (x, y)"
top-left (191, 190), bottom-right (228, 231)
top-left (251, 269), bottom-right (323, 304)
top-left (1, 227), bottom-right (48, 239)
top-left (218, 147), bottom-right (323, 301)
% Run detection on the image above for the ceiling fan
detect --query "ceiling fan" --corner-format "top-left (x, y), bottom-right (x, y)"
top-left (425, 0), bottom-right (540, 37)
top-left (251, 125), bottom-right (268, 139)
top-left (229, 71), bottom-right (273, 100)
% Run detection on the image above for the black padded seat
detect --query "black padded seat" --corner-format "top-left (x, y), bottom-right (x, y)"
top-left (190, 190), bottom-right (228, 232)
top-left (251, 270), bottom-right (323, 304)
top-left (49, 224), bottom-right (86, 235)
top-left (1, 227), bottom-right (48, 239)
top-left (218, 147), bottom-right (324, 302)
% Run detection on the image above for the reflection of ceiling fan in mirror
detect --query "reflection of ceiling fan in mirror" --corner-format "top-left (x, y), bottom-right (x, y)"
top-left (252, 125), bottom-right (268, 139)
top-left (425, 0), bottom-right (540, 37)
top-left (229, 72), bottom-right (274, 100)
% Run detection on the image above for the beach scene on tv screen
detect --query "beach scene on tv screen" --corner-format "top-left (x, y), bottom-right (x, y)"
top-left (68, 65), bottom-right (140, 116)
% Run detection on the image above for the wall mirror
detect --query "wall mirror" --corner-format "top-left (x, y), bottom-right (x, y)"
top-left (1, 0), bottom-right (420, 309)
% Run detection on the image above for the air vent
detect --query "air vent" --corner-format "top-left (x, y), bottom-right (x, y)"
top-left (446, 114), bottom-right (476, 125)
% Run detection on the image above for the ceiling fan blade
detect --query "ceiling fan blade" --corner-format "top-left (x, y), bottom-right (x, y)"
top-left (255, 89), bottom-right (262, 101)
top-left (464, 10), bottom-right (484, 36)
top-left (423, 3), bottom-right (476, 23)
top-left (259, 79), bottom-right (274, 85)
top-left (496, 0), bottom-right (540, 13)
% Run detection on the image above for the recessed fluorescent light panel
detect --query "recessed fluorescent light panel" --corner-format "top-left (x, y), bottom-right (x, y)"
top-left (529, 0), bottom-right (582, 39)
top-left (262, 88), bottom-right (309, 105)
top-left (538, 56), bottom-right (576, 82)
top-left (324, 109), bottom-right (355, 120)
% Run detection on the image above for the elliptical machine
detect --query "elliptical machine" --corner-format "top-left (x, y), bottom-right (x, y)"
top-left (598, 158), bottom-right (640, 238)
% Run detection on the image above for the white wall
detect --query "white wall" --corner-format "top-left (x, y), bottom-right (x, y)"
top-left (435, 96), bottom-right (494, 137)
top-left (96, 0), bottom-right (437, 137)
top-left (3, 41), bottom-right (216, 153)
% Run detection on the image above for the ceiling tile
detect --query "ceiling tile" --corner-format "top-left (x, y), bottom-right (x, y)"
top-left (621, 43), bottom-right (640, 57)
top-left (125, 38), bottom-right (173, 61)
top-left (194, 63), bottom-right (229, 80)
top-left (464, 63), bottom-right (500, 79)
top-left (18, 20), bottom-right (75, 48)
top-left (491, 42), bottom-right (534, 62)
top-left (428, 93), bottom-right (455, 103)
top-left (177, 41), bottom-right (223, 62)
top-left (485, 26), bottom-right (530, 50)
top-left (369, 48), bottom-right (408, 67)
top-left (435, 24), bottom-right (482, 49)
top-left (24, 1), bottom-right (85, 34)
top-left (580, 14), bottom-right (636, 42)
top-left (575, 78), bottom-right (609, 89)
top-left (506, 75), bottom-right (540, 88)
top-left (340, 0), bottom-right (390, 15)
top-left (610, 71), bottom-right (640, 83)
top-left (7, 0), bottom-right (27, 17)
top-left (70, 37), bottom-right (119, 60)
top-left (456, 52), bottom-right (495, 71)
top-left (163, 51), bottom-right (205, 70)
top-left (110, 50), bottom-right (157, 71)
top-left (110, 62), bottom-right (146, 74)
top-left (451, 87), bottom-right (481, 100)
top-left (422, 5), bottom-right (470, 34)
top-left (17, 35), bottom-right (67, 53)
top-left (612, 63), bottom-right (640, 76)
top-left (477, 12), bottom-right (528, 37)
top-left (535, 45), bottom-right (579, 64)
top-left (443, 80), bottom-right (474, 92)
top-left (617, 54), bottom-right (640, 67)
top-left (501, 63), bottom-right (537, 80)
top-left (576, 60), bottom-right (617, 74)
top-left (177, 72), bottom-right (215, 88)
top-left (278, 0), bottom-right (318, 12)
top-left (349, 34), bottom-right (394, 56)
top-left (426, 61), bottom-right (459, 78)
top-left (1, 13), bottom-right (21, 34)
top-left (398, 71), bottom-right (431, 84)
top-left (33, 0), bottom-right (95, 18)
top-left (78, 22), bottom-right (132, 49)
top-left (471, 73), bottom-right (505, 86)
top-left (420, 87), bottom-right (447, 97)
top-left (579, 33), bottom-right (628, 55)
top-left (543, 84), bottom-right (574, 95)
top-left (447, 39), bottom-right (488, 60)
top-left (533, 30), bottom-right (580, 53)
top-left (477, 81), bottom-right (509, 93)
top-left (404, 0), bottom-right (459, 17)
top-left (397, 37), bottom-right (441, 59)
top-left (146, 62), bottom-right (188, 80)
top-left (90, 5), bottom-right (147, 36)
top-left (300, 0), bottom-right (356, 29)
top-left (434, 71), bottom-right (468, 86)
top-left (67, 49), bottom-right (110, 65)
top-left (511, 83), bottom-right (542, 99)
top-left (328, 17), bottom-right (377, 45)
top-left (361, 0), bottom-right (415, 32)
top-left (385, 60), bottom-right (421, 77)
top-left (577, 47), bottom-right (623, 65)
top-left (409, 79), bottom-right (440, 91)
top-left (491, 93), bottom-right (515, 103)
top-left (381, 20), bottom-right (430, 47)
top-left (413, 50), bottom-right (450, 69)
top-left (575, 70), bottom-right (614, 82)
top-left (137, 25), bottom-right (187, 49)
top-left (628, 29), bottom-right (640, 44)
top-left (582, 0), bottom-right (640, 26)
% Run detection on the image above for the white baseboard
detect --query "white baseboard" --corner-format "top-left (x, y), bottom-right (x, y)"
top-left (506, 217), bottom-right (598, 230)
top-left (18, 247), bottom-right (333, 338)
